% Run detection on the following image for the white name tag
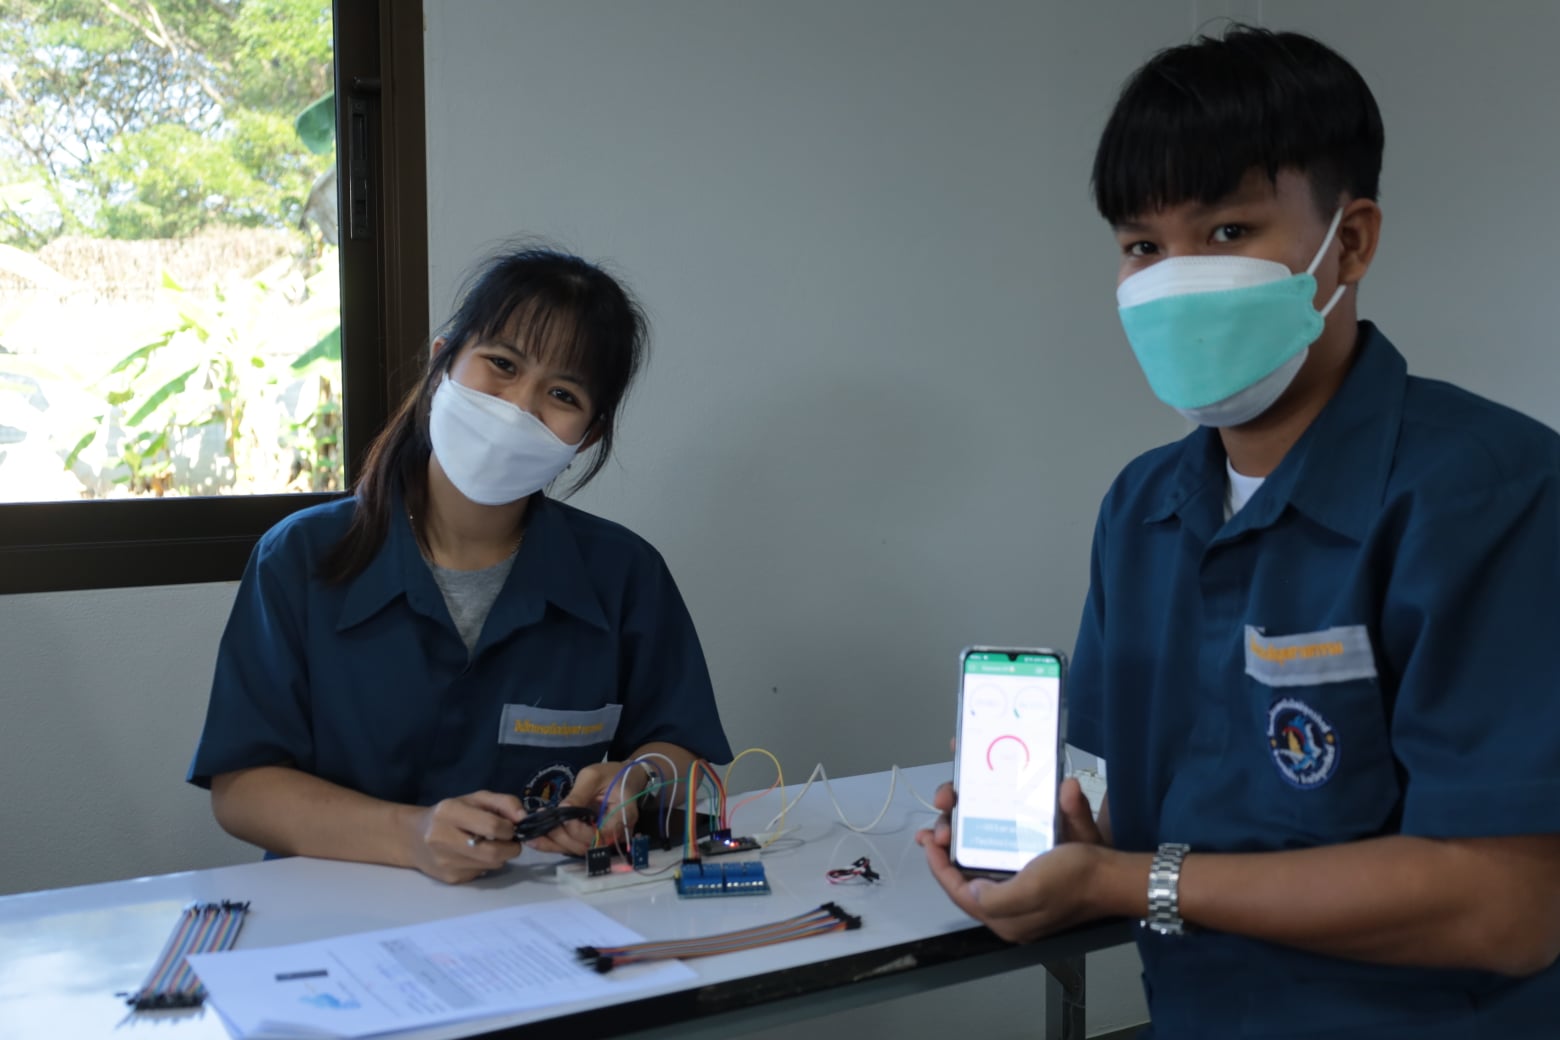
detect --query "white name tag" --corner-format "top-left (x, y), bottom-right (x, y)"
top-left (498, 704), bottom-right (622, 747)
top-left (1244, 625), bottom-right (1378, 687)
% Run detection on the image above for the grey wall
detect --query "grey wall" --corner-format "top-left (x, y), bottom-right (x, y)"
top-left (1253, 0), bottom-right (1560, 416)
top-left (422, 0), bottom-right (1560, 796)
top-left (424, 0), bottom-right (1191, 789)
top-left (0, 583), bottom-right (253, 891)
top-left (4, 2), bottom-right (1558, 1037)
top-left (422, 6), bottom-right (1193, 1033)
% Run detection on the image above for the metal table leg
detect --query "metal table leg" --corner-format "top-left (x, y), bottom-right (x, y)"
top-left (1041, 954), bottom-right (1086, 1040)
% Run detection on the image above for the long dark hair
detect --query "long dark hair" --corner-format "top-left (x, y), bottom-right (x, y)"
top-left (320, 247), bottom-right (648, 583)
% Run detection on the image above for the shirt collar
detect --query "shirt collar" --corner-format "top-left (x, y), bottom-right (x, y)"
top-left (484, 495), bottom-right (610, 637)
top-left (1276, 322), bottom-right (1405, 540)
top-left (1145, 322), bottom-right (1406, 543)
top-left (1143, 426), bottom-right (1223, 528)
top-left (336, 492), bottom-right (426, 631)
top-left (337, 492), bottom-right (609, 635)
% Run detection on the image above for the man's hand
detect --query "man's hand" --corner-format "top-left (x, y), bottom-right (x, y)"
top-left (405, 790), bottom-right (525, 884)
top-left (918, 776), bottom-right (1111, 943)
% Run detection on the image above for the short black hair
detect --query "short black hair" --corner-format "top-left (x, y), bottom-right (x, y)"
top-left (1091, 25), bottom-right (1384, 225)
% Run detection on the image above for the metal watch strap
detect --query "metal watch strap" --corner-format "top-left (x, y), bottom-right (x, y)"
top-left (1144, 842), bottom-right (1191, 936)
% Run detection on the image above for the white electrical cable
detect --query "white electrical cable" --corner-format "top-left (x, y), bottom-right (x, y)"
top-left (626, 752), bottom-right (679, 796)
top-left (624, 752), bottom-right (681, 837)
top-left (760, 763), bottom-right (940, 835)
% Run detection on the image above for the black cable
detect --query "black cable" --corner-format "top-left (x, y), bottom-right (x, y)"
top-left (513, 804), bottom-right (597, 841)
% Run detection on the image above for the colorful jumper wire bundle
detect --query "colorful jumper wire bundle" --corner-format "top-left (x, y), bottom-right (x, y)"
top-left (580, 747), bottom-right (938, 883)
top-left (577, 902), bottom-right (861, 973)
top-left (587, 748), bottom-right (789, 861)
top-left (122, 900), bottom-right (250, 1010)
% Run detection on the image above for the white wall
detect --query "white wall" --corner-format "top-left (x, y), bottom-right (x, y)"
top-left (423, 6), bottom-right (1188, 1034)
top-left (1238, 0), bottom-right (1560, 418)
top-left (0, 583), bottom-right (254, 892)
top-left (5, 2), bottom-right (1559, 1037)
top-left (425, 0), bottom-right (1190, 788)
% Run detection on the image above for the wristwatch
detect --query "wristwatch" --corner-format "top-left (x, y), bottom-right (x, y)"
top-left (1144, 842), bottom-right (1191, 936)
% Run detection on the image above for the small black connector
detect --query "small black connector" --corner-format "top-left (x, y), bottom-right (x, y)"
top-left (585, 847), bottom-right (613, 877)
top-left (127, 991), bottom-right (208, 1010)
top-left (592, 956), bottom-right (615, 973)
top-left (576, 946), bottom-right (600, 960)
top-left (822, 902), bottom-right (863, 930)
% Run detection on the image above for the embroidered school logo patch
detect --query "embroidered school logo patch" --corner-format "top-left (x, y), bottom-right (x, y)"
top-left (521, 762), bottom-right (576, 812)
top-left (1267, 697), bottom-right (1339, 789)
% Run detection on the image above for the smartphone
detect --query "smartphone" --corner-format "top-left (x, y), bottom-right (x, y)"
top-left (952, 646), bottom-right (1067, 876)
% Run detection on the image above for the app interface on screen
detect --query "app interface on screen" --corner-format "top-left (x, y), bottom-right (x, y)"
top-left (955, 652), bottom-right (1061, 873)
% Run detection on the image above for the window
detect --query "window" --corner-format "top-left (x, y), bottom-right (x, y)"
top-left (0, 0), bottom-right (426, 593)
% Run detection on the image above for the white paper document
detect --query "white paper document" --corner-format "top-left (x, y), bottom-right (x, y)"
top-left (186, 898), bottom-right (694, 1039)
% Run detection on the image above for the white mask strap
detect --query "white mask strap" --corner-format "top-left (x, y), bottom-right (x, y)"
top-left (1318, 283), bottom-right (1348, 319)
top-left (1306, 207), bottom-right (1348, 318)
top-left (1305, 207), bottom-right (1345, 277)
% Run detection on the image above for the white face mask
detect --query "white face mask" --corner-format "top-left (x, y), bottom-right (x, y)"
top-left (427, 375), bottom-right (583, 505)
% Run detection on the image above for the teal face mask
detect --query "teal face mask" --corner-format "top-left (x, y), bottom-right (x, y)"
top-left (1116, 209), bottom-right (1346, 427)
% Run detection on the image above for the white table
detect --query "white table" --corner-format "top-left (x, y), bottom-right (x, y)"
top-left (0, 763), bottom-right (1130, 1040)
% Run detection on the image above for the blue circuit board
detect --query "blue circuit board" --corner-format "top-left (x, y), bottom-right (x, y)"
top-left (674, 860), bottom-right (770, 897)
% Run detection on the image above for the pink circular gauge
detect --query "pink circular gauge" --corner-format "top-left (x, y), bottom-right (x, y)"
top-left (986, 734), bottom-right (1030, 771)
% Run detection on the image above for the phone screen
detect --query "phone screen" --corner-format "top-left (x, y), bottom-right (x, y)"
top-left (952, 649), bottom-right (1064, 874)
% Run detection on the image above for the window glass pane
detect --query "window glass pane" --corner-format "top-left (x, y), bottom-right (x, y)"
top-left (0, 0), bottom-right (341, 502)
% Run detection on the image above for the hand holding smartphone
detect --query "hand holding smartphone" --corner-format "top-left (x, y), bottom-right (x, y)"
top-left (952, 647), bottom-right (1066, 876)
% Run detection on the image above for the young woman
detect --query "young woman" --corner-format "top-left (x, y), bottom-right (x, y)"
top-left (189, 248), bottom-right (730, 883)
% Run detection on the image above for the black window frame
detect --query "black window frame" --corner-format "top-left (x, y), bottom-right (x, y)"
top-left (0, 0), bottom-right (427, 595)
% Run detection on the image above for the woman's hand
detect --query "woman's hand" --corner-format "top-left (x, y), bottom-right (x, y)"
top-left (917, 776), bottom-right (1112, 943)
top-left (526, 762), bottom-right (645, 856)
top-left (405, 790), bottom-right (525, 884)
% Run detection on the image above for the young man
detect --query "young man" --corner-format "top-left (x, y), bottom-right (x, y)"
top-left (921, 27), bottom-right (1560, 1037)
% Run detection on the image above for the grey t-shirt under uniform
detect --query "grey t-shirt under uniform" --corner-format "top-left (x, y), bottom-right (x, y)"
top-left (429, 554), bottom-right (516, 655)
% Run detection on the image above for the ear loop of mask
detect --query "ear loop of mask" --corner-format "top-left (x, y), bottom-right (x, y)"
top-left (1308, 208), bottom-right (1348, 318)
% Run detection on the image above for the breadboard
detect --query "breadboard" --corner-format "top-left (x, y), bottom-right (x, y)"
top-left (554, 833), bottom-right (775, 895)
top-left (555, 845), bottom-right (684, 894)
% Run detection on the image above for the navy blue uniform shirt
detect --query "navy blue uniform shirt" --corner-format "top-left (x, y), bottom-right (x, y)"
top-left (189, 494), bottom-right (731, 814)
top-left (1070, 323), bottom-right (1560, 1038)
